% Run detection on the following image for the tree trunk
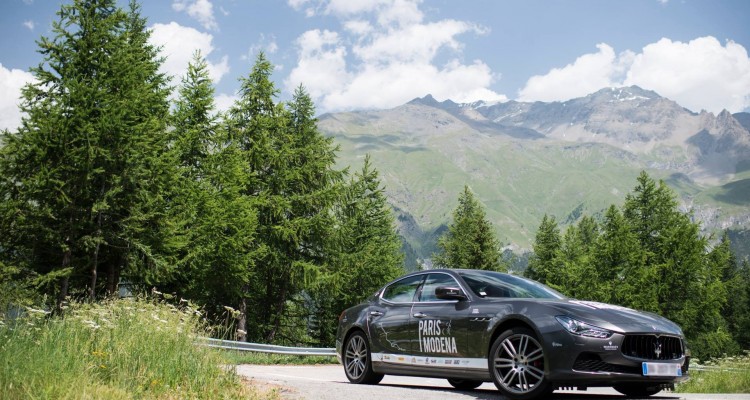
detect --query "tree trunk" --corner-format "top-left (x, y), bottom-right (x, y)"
top-left (89, 248), bottom-right (98, 301)
top-left (265, 282), bottom-right (287, 343)
top-left (90, 184), bottom-right (106, 300)
top-left (56, 248), bottom-right (72, 314)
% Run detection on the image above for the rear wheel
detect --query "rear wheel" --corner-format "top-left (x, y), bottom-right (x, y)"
top-left (489, 327), bottom-right (551, 400)
top-left (613, 384), bottom-right (662, 397)
top-left (343, 331), bottom-right (384, 385)
top-left (447, 379), bottom-right (482, 390)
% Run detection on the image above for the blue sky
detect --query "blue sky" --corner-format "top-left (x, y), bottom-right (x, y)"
top-left (1, 0), bottom-right (749, 130)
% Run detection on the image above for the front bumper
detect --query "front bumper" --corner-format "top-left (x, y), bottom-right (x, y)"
top-left (545, 330), bottom-right (689, 386)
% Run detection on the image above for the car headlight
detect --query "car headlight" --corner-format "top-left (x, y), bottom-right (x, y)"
top-left (555, 316), bottom-right (612, 339)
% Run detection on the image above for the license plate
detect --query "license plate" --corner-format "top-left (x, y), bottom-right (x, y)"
top-left (642, 362), bottom-right (682, 377)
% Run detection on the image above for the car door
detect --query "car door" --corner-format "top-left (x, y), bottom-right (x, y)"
top-left (411, 272), bottom-right (472, 364)
top-left (367, 274), bottom-right (425, 359)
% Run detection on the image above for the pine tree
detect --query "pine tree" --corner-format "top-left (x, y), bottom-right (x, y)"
top-left (622, 173), bottom-right (712, 332)
top-left (558, 217), bottom-right (601, 299)
top-left (226, 55), bottom-right (343, 343)
top-left (724, 257), bottom-right (750, 348)
top-left (525, 214), bottom-right (562, 285)
top-left (434, 186), bottom-right (504, 271)
top-left (592, 205), bottom-right (648, 306)
top-left (0, 0), bottom-right (173, 308)
top-left (311, 155), bottom-right (404, 345)
top-left (100, 0), bottom-right (177, 294)
top-left (167, 52), bottom-right (258, 339)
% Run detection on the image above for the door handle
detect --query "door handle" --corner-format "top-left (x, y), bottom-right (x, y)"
top-left (369, 311), bottom-right (383, 317)
top-left (413, 312), bottom-right (427, 318)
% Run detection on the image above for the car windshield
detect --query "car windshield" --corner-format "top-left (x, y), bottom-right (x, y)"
top-left (458, 270), bottom-right (565, 299)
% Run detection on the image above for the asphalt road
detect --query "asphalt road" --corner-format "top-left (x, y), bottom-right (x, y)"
top-left (236, 364), bottom-right (750, 400)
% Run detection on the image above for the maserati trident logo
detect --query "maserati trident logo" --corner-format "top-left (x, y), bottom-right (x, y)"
top-left (654, 342), bottom-right (663, 358)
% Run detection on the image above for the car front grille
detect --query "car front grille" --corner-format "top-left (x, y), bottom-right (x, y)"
top-left (621, 335), bottom-right (683, 360)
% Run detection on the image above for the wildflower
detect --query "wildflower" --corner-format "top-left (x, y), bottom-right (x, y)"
top-left (151, 314), bottom-right (168, 324)
top-left (27, 307), bottom-right (51, 315)
top-left (82, 320), bottom-right (100, 330)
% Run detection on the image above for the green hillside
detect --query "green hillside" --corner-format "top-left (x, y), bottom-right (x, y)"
top-left (321, 106), bottom-right (748, 260)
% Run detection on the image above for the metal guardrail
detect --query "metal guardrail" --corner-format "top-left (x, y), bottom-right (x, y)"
top-left (200, 338), bottom-right (750, 372)
top-left (200, 337), bottom-right (337, 357)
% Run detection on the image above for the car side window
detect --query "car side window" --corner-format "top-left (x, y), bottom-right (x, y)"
top-left (382, 275), bottom-right (424, 303)
top-left (418, 273), bottom-right (461, 302)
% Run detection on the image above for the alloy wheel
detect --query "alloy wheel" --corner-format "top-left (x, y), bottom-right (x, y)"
top-left (345, 334), bottom-right (367, 380)
top-left (492, 332), bottom-right (545, 394)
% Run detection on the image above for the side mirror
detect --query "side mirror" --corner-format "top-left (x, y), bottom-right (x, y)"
top-left (435, 286), bottom-right (466, 301)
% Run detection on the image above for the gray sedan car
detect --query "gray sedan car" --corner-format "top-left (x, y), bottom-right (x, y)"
top-left (335, 269), bottom-right (689, 400)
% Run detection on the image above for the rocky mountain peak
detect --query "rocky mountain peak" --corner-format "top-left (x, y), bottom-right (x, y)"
top-left (587, 85), bottom-right (660, 103)
top-left (408, 94), bottom-right (458, 109)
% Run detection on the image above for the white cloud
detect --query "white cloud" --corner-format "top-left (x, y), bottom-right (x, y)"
top-left (241, 34), bottom-right (279, 61)
top-left (214, 93), bottom-right (238, 113)
top-left (172, 0), bottom-right (218, 31)
top-left (353, 20), bottom-right (480, 64)
top-left (624, 37), bottom-right (750, 113)
top-left (286, 29), bottom-right (350, 101)
top-left (518, 44), bottom-right (632, 103)
top-left (23, 20), bottom-right (35, 31)
top-left (149, 22), bottom-right (229, 84)
top-left (326, 0), bottom-right (422, 27)
top-left (343, 19), bottom-right (372, 35)
top-left (286, 0), bottom-right (506, 112)
top-left (518, 36), bottom-right (750, 113)
top-left (0, 64), bottom-right (35, 131)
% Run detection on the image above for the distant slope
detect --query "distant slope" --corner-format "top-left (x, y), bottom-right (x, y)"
top-left (318, 87), bottom-right (750, 259)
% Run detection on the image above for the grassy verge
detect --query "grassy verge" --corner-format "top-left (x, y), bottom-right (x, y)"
top-left (0, 298), bottom-right (278, 400)
top-left (675, 354), bottom-right (750, 393)
top-left (223, 350), bottom-right (339, 366)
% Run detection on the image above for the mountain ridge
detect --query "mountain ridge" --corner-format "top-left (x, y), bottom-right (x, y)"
top-left (317, 86), bottom-right (750, 261)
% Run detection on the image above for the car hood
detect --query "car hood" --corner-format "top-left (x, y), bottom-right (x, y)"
top-left (549, 299), bottom-right (684, 336)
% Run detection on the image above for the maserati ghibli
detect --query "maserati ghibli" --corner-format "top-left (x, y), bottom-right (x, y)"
top-left (335, 269), bottom-right (689, 400)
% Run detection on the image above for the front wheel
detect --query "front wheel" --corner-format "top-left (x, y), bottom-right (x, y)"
top-left (613, 384), bottom-right (662, 397)
top-left (343, 330), bottom-right (384, 385)
top-left (489, 327), bottom-right (551, 400)
top-left (447, 378), bottom-right (482, 390)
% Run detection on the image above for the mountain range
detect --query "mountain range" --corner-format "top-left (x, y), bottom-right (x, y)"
top-left (317, 86), bottom-right (750, 263)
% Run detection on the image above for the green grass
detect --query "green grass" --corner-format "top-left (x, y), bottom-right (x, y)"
top-left (676, 354), bottom-right (750, 393)
top-left (0, 298), bottom-right (278, 400)
top-left (223, 351), bottom-right (338, 366)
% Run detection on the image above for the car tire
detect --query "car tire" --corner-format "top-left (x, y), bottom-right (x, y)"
top-left (613, 384), bottom-right (662, 397)
top-left (489, 327), bottom-right (551, 400)
top-left (343, 330), bottom-right (384, 385)
top-left (447, 378), bottom-right (483, 390)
